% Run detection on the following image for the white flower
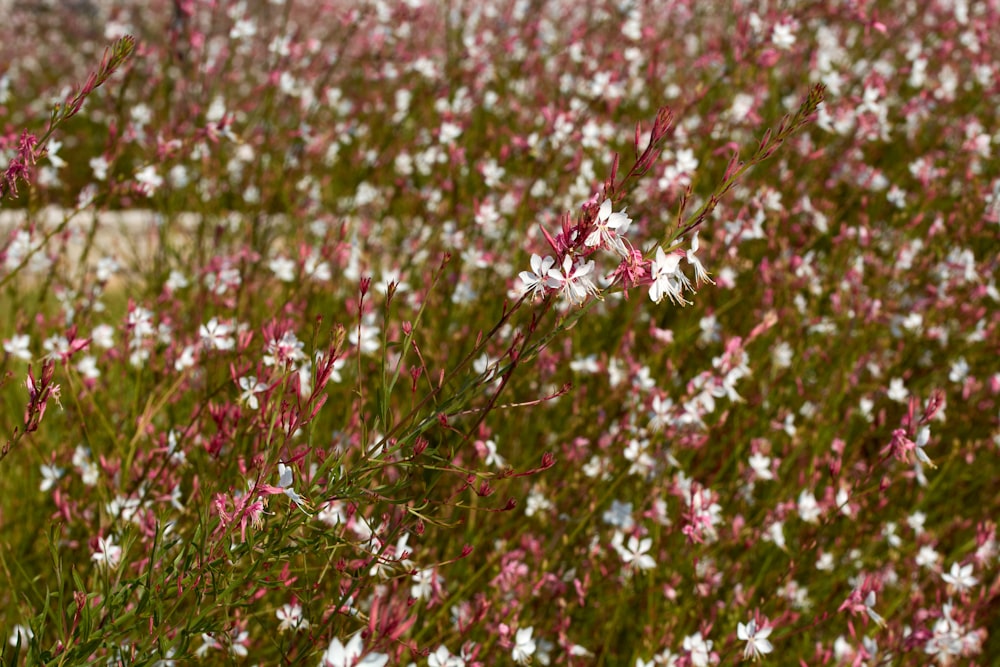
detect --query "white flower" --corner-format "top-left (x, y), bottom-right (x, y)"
top-left (915, 545), bottom-right (940, 569)
top-left (913, 426), bottom-right (935, 467)
top-left (428, 645), bottom-right (465, 667)
top-left (519, 254), bottom-right (555, 300)
top-left (907, 511), bottom-right (927, 535)
top-left (276, 603), bottom-right (309, 632)
top-left (319, 634), bottom-right (388, 667)
top-left (765, 521), bottom-right (786, 550)
top-left (277, 463), bottom-right (308, 511)
top-left (227, 629), bottom-right (249, 657)
top-left (737, 618), bottom-right (773, 661)
top-left (166, 270), bottom-right (189, 291)
top-left (238, 376), bottom-right (267, 410)
top-left (411, 568), bottom-right (442, 601)
top-left (92, 536), bottom-right (122, 569)
top-left (76, 355), bottom-right (100, 380)
top-left (682, 632), bottom-right (713, 667)
top-left (3, 334), bottom-right (32, 361)
top-left (196, 633), bottom-right (222, 658)
top-left (887, 377), bottom-right (908, 402)
top-left (816, 553), bottom-right (835, 571)
top-left (864, 591), bottom-right (886, 628)
top-left (948, 357), bottom-right (969, 383)
top-left (39, 464), bottom-right (64, 492)
top-left (602, 500), bottom-right (635, 530)
top-left (349, 316), bottom-right (381, 355)
top-left (480, 439), bottom-right (506, 468)
top-left (304, 251), bottom-right (331, 281)
top-left (269, 256), bottom-right (297, 282)
top-left (797, 490), bottom-right (820, 523)
top-left (134, 165), bottom-right (164, 195)
top-left (941, 562), bottom-right (977, 593)
top-left (584, 198), bottom-right (631, 256)
top-left (546, 255), bottom-right (598, 305)
top-left (89, 155), bottom-right (109, 180)
top-left (648, 394), bottom-right (674, 431)
top-left (199, 318), bottom-right (235, 351)
top-left (649, 247), bottom-right (691, 305)
top-left (617, 534), bottom-right (656, 572)
top-left (511, 627), bottom-right (536, 665)
top-left (685, 232), bottom-right (715, 286)
top-left (748, 452), bottom-right (773, 481)
top-left (772, 22), bottom-right (796, 50)
top-left (8, 624), bottom-right (33, 647)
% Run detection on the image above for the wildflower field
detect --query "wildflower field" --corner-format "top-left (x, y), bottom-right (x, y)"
top-left (1, 1), bottom-right (998, 665)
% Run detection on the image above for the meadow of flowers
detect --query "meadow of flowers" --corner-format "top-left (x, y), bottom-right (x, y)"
top-left (1, 1), bottom-right (998, 665)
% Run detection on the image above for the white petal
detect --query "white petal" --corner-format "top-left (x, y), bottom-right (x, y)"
top-left (598, 198), bottom-right (612, 221)
top-left (529, 253), bottom-right (543, 273)
top-left (649, 281), bottom-right (663, 303)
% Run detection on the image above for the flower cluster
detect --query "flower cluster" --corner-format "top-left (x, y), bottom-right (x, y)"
top-left (520, 197), bottom-right (714, 308)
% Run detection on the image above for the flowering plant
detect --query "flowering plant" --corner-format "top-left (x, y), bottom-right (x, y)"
top-left (0, 2), bottom-right (996, 665)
